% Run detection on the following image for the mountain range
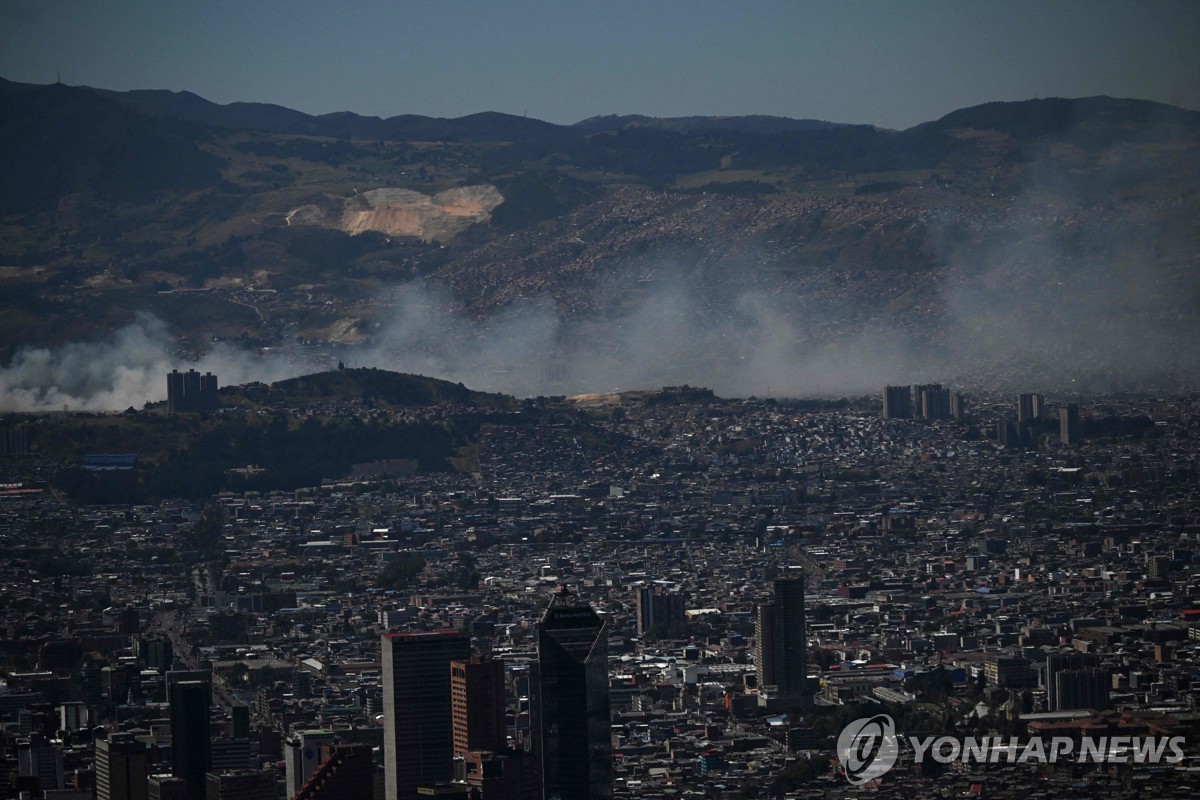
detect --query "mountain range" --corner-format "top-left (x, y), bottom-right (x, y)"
top-left (1, 77), bottom-right (1198, 398)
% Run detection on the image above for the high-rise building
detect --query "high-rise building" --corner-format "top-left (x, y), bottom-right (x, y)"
top-left (199, 373), bottom-right (219, 412)
top-left (532, 587), bottom-right (612, 800)
top-left (210, 738), bottom-right (252, 774)
top-left (285, 730), bottom-right (334, 798)
top-left (1045, 652), bottom-right (1100, 711)
top-left (949, 392), bottom-right (966, 420)
top-left (228, 705), bottom-right (250, 741)
top-left (96, 732), bottom-right (149, 800)
top-left (1017, 393), bottom-right (1044, 424)
top-left (756, 575), bottom-right (808, 707)
top-left (59, 701), bottom-right (89, 732)
top-left (292, 744), bottom-right (375, 800)
top-left (17, 734), bottom-right (64, 793)
top-left (381, 630), bottom-right (471, 800)
top-left (882, 386), bottom-right (912, 419)
top-left (119, 605), bottom-right (142, 635)
top-left (451, 656), bottom-right (507, 758)
top-left (183, 370), bottom-right (202, 410)
top-left (635, 587), bottom-right (685, 637)
top-left (168, 671), bottom-right (213, 800)
top-left (167, 370), bottom-right (185, 413)
top-left (1060, 404), bottom-right (1081, 446)
top-left (984, 657), bottom-right (1035, 690)
top-left (996, 419), bottom-right (1018, 448)
top-left (913, 384), bottom-right (952, 421)
top-left (168, 370), bottom-right (220, 413)
top-left (1056, 667), bottom-right (1111, 712)
top-left (139, 638), bottom-right (174, 674)
top-left (0, 423), bottom-right (31, 455)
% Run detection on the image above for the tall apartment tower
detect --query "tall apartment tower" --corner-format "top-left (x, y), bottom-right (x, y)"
top-left (636, 586), bottom-right (685, 636)
top-left (882, 386), bottom-right (913, 419)
top-left (167, 671), bottom-right (212, 800)
top-left (381, 630), bottom-right (471, 800)
top-left (913, 384), bottom-right (952, 421)
top-left (1017, 393), bottom-right (1044, 424)
top-left (1032, 394), bottom-right (1046, 420)
top-left (167, 369), bottom-right (220, 412)
top-left (1060, 404), bottom-right (1081, 446)
top-left (167, 370), bottom-right (185, 413)
top-left (451, 656), bottom-right (507, 758)
top-left (183, 370), bottom-right (202, 409)
top-left (532, 587), bottom-right (612, 800)
top-left (198, 372), bottom-right (219, 411)
top-left (949, 392), bottom-right (966, 420)
top-left (756, 575), bottom-right (808, 707)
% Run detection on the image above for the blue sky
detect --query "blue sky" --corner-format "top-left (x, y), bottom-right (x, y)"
top-left (2, 0), bottom-right (1197, 129)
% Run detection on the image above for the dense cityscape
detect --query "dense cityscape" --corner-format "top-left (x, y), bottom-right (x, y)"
top-left (2, 376), bottom-right (1200, 798)
top-left (2, 3), bottom-right (1197, 798)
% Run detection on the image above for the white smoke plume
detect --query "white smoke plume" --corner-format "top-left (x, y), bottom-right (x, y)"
top-left (0, 313), bottom-right (294, 412)
top-left (3, 118), bottom-right (1198, 412)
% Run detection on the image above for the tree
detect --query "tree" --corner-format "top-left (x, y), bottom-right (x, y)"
top-left (770, 757), bottom-right (831, 794)
top-left (377, 554), bottom-right (426, 592)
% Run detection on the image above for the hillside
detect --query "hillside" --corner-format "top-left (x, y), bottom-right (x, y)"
top-left (27, 368), bottom-right (523, 502)
top-left (0, 82), bottom-right (222, 213)
top-left (223, 367), bottom-right (517, 410)
top-left (0, 80), bottom-right (1198, 394)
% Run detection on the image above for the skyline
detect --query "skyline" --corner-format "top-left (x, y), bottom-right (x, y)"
top-left (1, 0), bottom-right (1198, 130)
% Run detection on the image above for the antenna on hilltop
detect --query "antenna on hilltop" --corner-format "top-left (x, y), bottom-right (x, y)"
top-left (56, 65), bottom-right (62, 85)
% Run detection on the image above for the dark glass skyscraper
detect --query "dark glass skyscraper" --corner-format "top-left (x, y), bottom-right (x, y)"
top-left (167, 671), bottom-right (211, 800)
top-left (532, 587), bottom-right (612, 800)
top-left (756, 575), bottom-right (808, 708)
top-left (882, 386), bottom-right (913, 419)
top-left (382, 629), bottom-right (471, 800)
top-left (1060, 403), bottom-right (1082, 446)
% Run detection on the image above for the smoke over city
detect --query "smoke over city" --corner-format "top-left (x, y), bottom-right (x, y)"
top-left (2, 163), bottom-right (1197, 412)
top-left (0, 314), bottom-right (294, 412)
top-left (4, 236), bottom-right (1196, 414)
top-left (0, 282), bottom-right (930, 412)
